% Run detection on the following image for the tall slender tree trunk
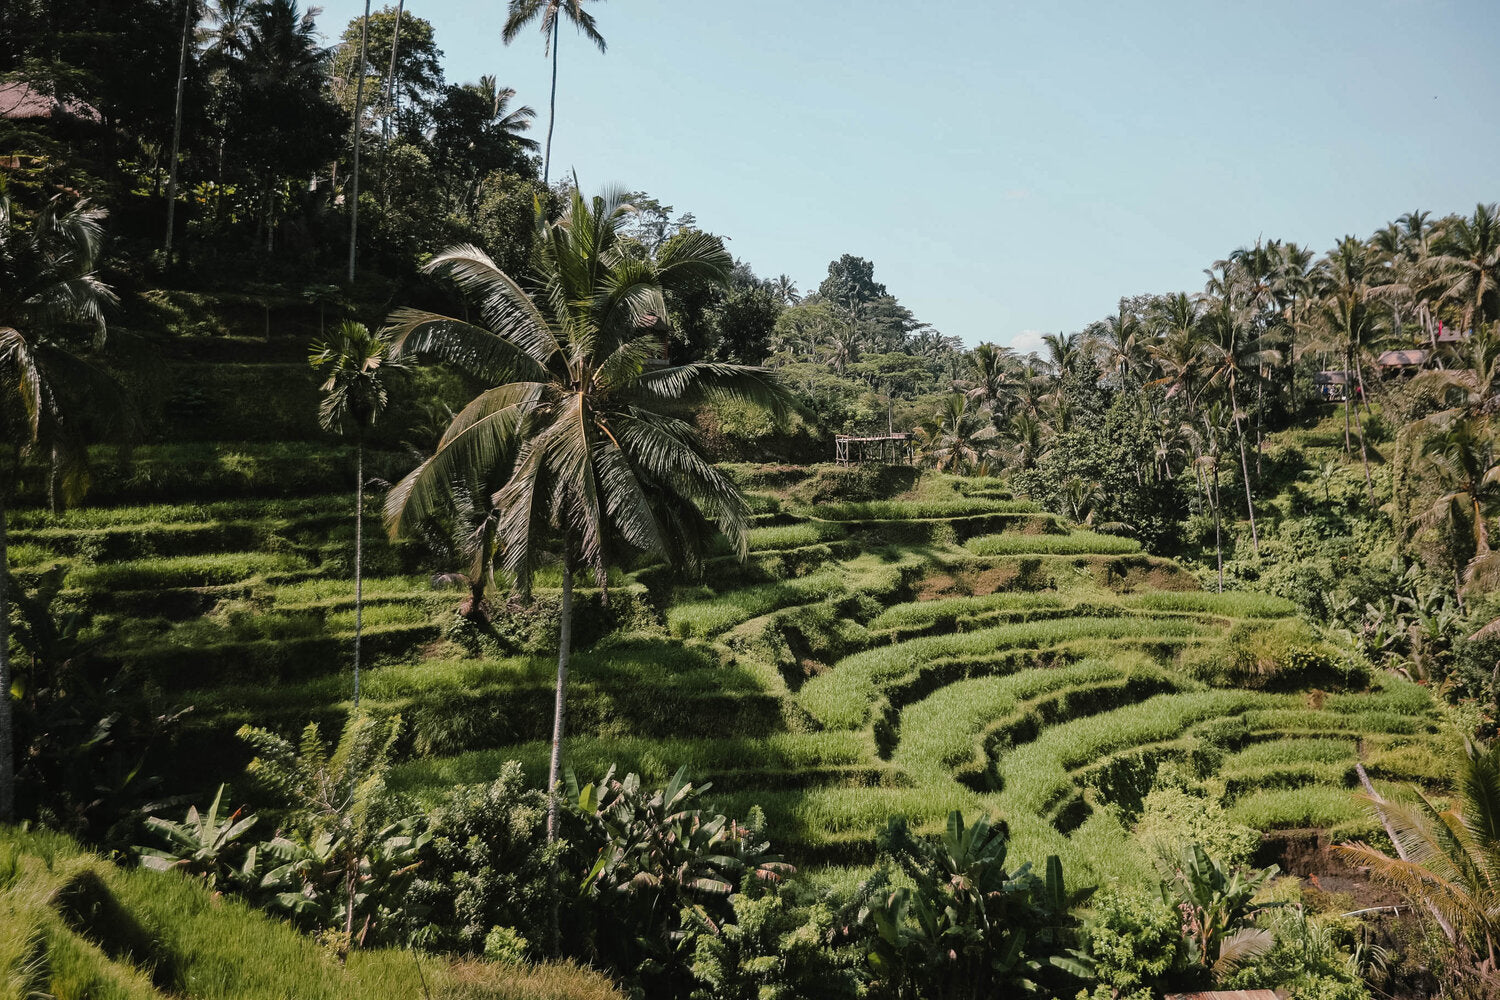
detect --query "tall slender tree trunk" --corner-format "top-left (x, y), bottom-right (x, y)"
top-left (0, 492), bottom-right (12, 821)
top-left (1230, 381), bottom-right (1260, 555)
top-left (353, 439), bottom-right (364, 706)
top-left (546, 546), bottom-right (572, 841)
top-left (346, 0), bottom-right (371, 284)
top-left (542, 16), bottom-right (559, 186)
top-left (1211, 462), bottom-right (1223, 592)
top-left (378, 0), bottom-right (405, 205)
top-left (546, 543), bottom-right (572, 959)
top-left (165, 0), bottom-right (193, 255)
top-left (1342, 348), bottom-right (1354, 455)
top-left (1350, 401), bottom-right (1376, 508)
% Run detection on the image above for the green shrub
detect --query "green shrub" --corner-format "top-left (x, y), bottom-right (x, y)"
top-left (1181, 619), bottom-right (1362, 691)
top-left (788, 464), bottom-right (920, 504)
top-left (965, 531), bottom-right (1141, 556)
top-left (1082, 890), bottom-right (1181, 1000)
top-left (1133, 787), bottom-right (1260, 870)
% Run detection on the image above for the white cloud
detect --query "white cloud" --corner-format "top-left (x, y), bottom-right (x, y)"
top-left (1004, 329), bottom-right (1047, 359)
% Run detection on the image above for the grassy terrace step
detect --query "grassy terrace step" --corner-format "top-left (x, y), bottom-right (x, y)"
top-left (799, 615), bottom-right (1215, 729)
top-left (965, 530), bottom-right (1142, 556)
top-left (801, 499), bottom-right (1042, 520)
top-left (11, 442), bottom-right (413, 505)
top-left (926, 551), bottom-right (1200, 591)
top-left (669, 552), bottom-right (920, 640)
top-left (0, 825), bottom-right (622, 1000)
top-left (391, 731), bottom-right (881, 799)
top-left (893, 657), bottom-right (1182, 788)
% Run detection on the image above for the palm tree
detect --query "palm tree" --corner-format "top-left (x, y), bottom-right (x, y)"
top-left (501, 0), bottom-right (606, 186)
top-left (1308, 236), bottom-right (1386, 504)
top-left (1198, 299), bottom-right (1280, 554)
top-left (382, 186), bottom-right (786, 843)
top-left (1041, 331), bottom-right (1081, 379)
top-left (1418, 417), bottom-right (1500, 597)
top-left (915, 394), bottom-right (996, 475)
top-left (164, 0), bottom-right (198, 255)
top-left (1146, 293), bottom-right (1206, 411)
top-left (1094, 299), bottom-right (1141, 382)
top-left (309, 321), bottom-right (405, 707)
top-left (346, 0), bottom-right (372, 282)
top-left (0, 192), bottom-right (118, 822)
top-left (1432, 203), bottom-right (1500, 337)
top-left (200, 0), bottom-right (257, 66)
top-left (772, 274), bottom-right (801, 306)
top-left (1003, 410), bottom-right (1049, 471)
top-left (1335, 739), bottom-right (1500, 984)
top-left (962, 342), bottom-right (1017, 418)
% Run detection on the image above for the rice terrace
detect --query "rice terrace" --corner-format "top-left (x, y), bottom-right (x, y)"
top-left (3, 2), bottom-right (1500, 999)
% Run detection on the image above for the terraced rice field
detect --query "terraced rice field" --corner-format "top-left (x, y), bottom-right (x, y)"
top-left (10, 452), bottom-right (1447, 886)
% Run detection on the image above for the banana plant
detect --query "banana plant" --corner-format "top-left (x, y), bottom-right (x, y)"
top-left (1161, 843), bottom-right (1281, 977)
top-left (137, 784), bottom-right (260, 892)
top-left (569, 765), bottom-right (793, 989)
top-left (860, 811), bottom-right (1092, 999)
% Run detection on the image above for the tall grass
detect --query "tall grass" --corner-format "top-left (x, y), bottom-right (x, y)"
top-left (1124, 590), bottom-right (1299, 618)
top-left (868, 593), bottom-right (1068, 633)
top-left (65, 551), bottom-right (309, 590)
top-left (391, 731), bottom-right (877, 797)
top-left (965, 531), bottom-right (1141, 556)
top-left (806, 499), bottom-right (1040, 520)
top-left (0, 827), bottom-right (623, 1000)
top-left (667, 570), bottom-right (847, 637)
top-left (799, 616), bottom-right (1211, 729)
top-left (892, 659), bottom-right (1170, 781)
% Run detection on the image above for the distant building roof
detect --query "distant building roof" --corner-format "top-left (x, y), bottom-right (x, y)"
top-left (1377, 349), bottom-right (1428, 368)
top-left (1314, 371), bottom-right (1349, 384)
top-left (0, 80), bottom-right (102, 124)
top-left (1166, 992), bottom-right (1280, 1000)
top-left (1435, 327), bottom-right (1472, 344)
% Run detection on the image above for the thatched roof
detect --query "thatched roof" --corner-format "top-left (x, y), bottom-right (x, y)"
top-left (0, 80), bottom-right (103, 124)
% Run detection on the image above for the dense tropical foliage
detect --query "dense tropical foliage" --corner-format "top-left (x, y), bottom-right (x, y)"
top-left (4, 4), bottom-right (1500, 1000)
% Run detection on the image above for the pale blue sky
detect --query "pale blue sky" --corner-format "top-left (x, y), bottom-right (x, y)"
top-left (313, 0), bottom-right (1500, 352)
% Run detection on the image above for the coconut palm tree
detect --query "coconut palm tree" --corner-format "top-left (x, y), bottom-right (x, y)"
top-left (382, 186), bottom-right (786, 842)
top-left (915, 394), bottom-right (996, 475)
top-left (0, 192), bottom-right (118, 822)
top-left (309, 321), bottom-right (405, 707)
top-left (962, 342), bottom-right (1018, 419)
top-left (501, 0), bottom-right (606, 186)
top-left (1335, 738), bottom-right (1500, 985)
top-left (1432, 203), bottom-right (1500, 338)
top-left (1308, 236), bottom-right (1387, 505)
top-left (1041, 331), bottom-right (1082, 379)
top-left (346, 0), bottom-right (372, 282)
top-left (1198, 299), bottom-right (1280, 554)
top-left (1417, 417), bottom-right (1500, 596)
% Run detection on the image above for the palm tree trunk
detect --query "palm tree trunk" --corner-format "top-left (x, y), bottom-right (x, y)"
top-left (378, 0), bottom-right (406, 205)
top-left (1230, 382), bottom-right (1260, 555)
top-left (346, 0), bottom-right (371, 284)
top-left (545, 542), bottom-right (571, 961)
top-left (0, 491), bottom-right (12, 821)
top-left (164, 0), bottom-right (193, 255)
top-left (1350, 401), bottom-right (1376, 508)
top-left (546, 546), bottom-right (572, 841)
top-left (1212, 463), bottom-right (1223, 592)
top-left (543, 15), bottom-right (559, 186)
top-left (353, 439), bottom-right (364, 706)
